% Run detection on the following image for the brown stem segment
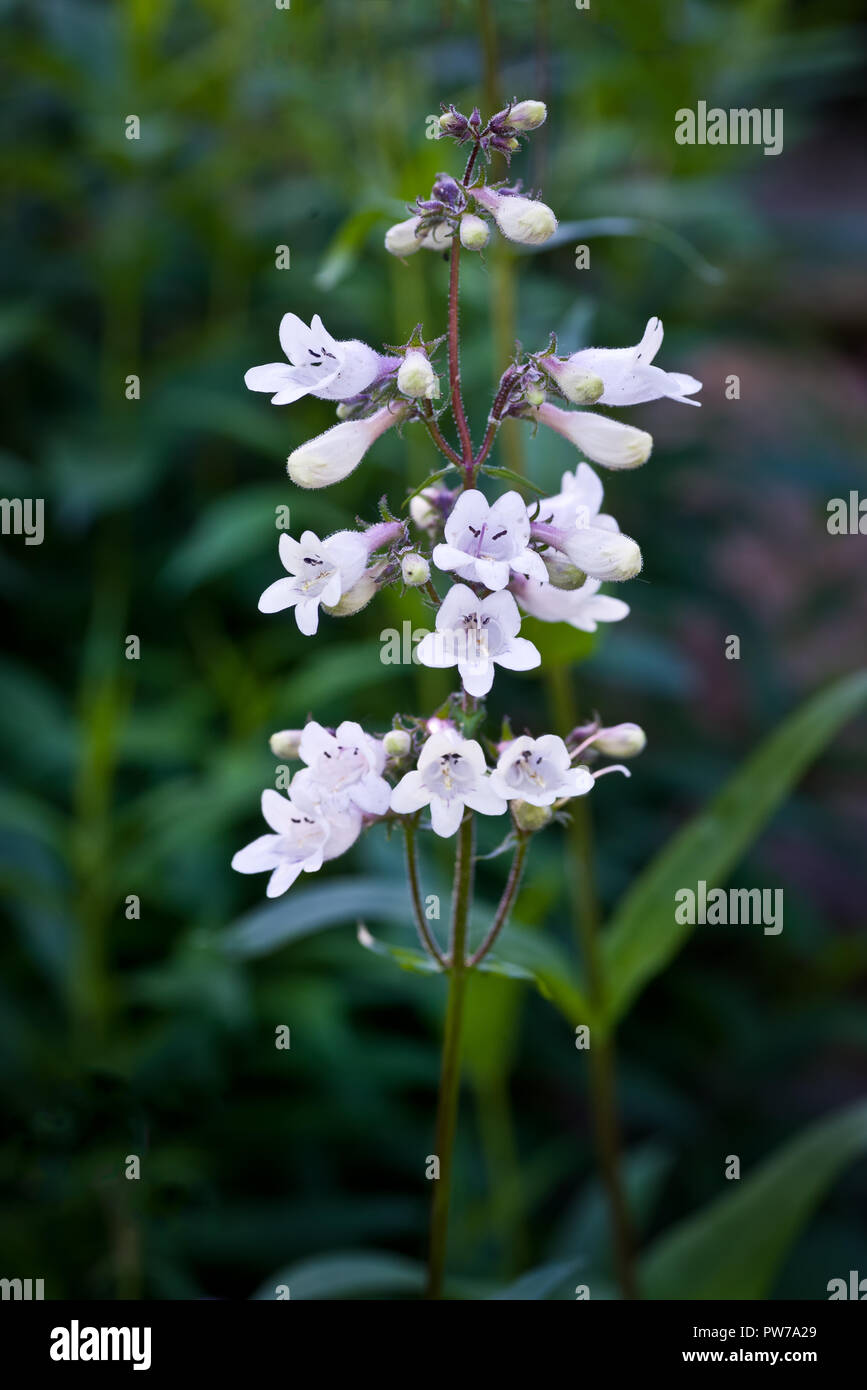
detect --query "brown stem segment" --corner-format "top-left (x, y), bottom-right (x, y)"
top-left (467, 833), bottom-right (528, 967)
top-left (403, 818), bottom-right (447, 968)
top-left (420, 400), bottom-right (463, 469)
top-left (474, 366), bottom-right (520, 472)
top-left (425, 811), bottom-right (475, 1299)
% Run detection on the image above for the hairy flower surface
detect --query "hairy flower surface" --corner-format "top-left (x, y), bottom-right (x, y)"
top-left (433, 489), bottom-right (547, 590)
top-left (416, 584), bottom-right (540, 696)
top-left (391, 730), bottom-right (506, 837)
top-left (287, 404), bottom-right (406, 488)
top-left (491, 735), bottom-right (594, 806)
top-left (511, 574), bottom-right (630, 632)
top-left (473, 186), bottom-right (558, 245)
top-left (244, 314), bottom-right (387, 405)
top-left (535, 402), bottom-right (653, 470)
top-left (258, 530), bottom-right (368, 635)
top-left (557, 316), bottom-right (702, 407)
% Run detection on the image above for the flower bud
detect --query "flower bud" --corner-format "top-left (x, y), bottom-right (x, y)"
top-left (410, 488), bottom-right (442, 531)
top-left (508, 100), bottom-right (547, 132)
top-left (269, 729), bottom-right (303, 759)
top-left (401, 552), bottom-right (431, 586)
top-left (322, 569), bottom-right (380, 617)
top-left (287, 404), bottom-right (406, 488)
top-left (542, 553), bottom-right (587, 590)
top-left (524, 383), bottom-right (546, 407)
top-left (540, 357), bottom-right (604, 405)
top-left (593, 723), bottom-right (646, 758)
top-left (383, 729), bottom-right (412, 758)
top-left (439, 111), bottom-right (463, 134)
top-left (512, 800), bottom-right (553, 832)
top-left (562, 526), bottom-right (643, 582)
top-left (459, 214), bottom-right (490, 251)
top-left (536, 402), bottom-right (652, 470)
top-left (335, 403), bottom-right (353, 420)
top-left (385, 216), bottom-right (425, 257)
top-left (474, 186), bottom-right (558, 246)
top-left (397, 349), bottom-right (439, 399)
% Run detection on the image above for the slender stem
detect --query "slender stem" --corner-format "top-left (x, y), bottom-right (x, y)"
top-left (447, 239), bottom-right (474, 474)
top-left (421, 400), bottom-right (463, 468)
top-left (403, 818), bottom-right (447, 967)
top-left (474, 366), bottom-right (519, 472)
top-left (426, 811), bottom-right (474, 1299)
top-left (467, 834), bottom-right (527, 967)
top-left (547, 664), bottom-right (638, 1300)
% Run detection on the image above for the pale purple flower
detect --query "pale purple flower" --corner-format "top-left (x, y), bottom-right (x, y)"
top-left (231, 785), bottom-right (333, 898)
top-left (258, 529), bottom-right (369, 635)
top-left (433, 489), bottom-right (547, 591)
top-left (535, 401), bottom-right (653, 470)
top-left (490, 735), bottom-right (594, 807)
top-left (287, 404), bottom-right (407, 488)
top-left (245, 313), bottom-right (392, 405)
top-left (297, 720), bottom-right (391, 816)
top-left (552, 317), bottom-right (702, 408)
top-left (390, 729), bottom-right (507, 837)
top-left (511, 574), bottom-right (630, 632)
top-left (415, 584), bottom-right (540, 697)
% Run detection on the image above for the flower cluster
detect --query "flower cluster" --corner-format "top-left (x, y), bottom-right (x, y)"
top-left (233, 97), bottom-right (702, 935)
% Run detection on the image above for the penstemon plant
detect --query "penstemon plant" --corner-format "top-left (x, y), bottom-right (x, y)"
top-left (233, 98), bottom-right (701, 1300)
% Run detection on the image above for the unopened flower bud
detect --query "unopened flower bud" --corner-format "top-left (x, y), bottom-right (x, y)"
top-left (397, 349), bottom-right (438, 399)
top-left (505, 137), bottom-right (520, 151)
top-left (383, 729), bottom-right (412, 758)
top-left (322, 568), bottom-right (381, 617)
top-left (401, 552), bottom-right (431, 587)
top-left (508, 100), bottom-right (548, 132)
top-left (593, 723), bottom-right (646, 758)
top-left (524, 383), bottom-right (546, 407)
top-left (474, 186), bottom-right (558, 246)
top-left (269, 729), bottom-right (303, 759)
top-left (540, 357), bottom-right (604, 405)
top-left (459, 214), bottom-right (490, 251)
top-left (439, 111), bottom-right (463, 134)
top-left (562, 527), bottom-right (643, 582)
top-left (335, 402), bottom-right (354, 420)
top-left (410, 488), bottom-right (442, 531)
top-left (543, 554), bottom-right (587, 590)
top-left (512, 800), bottom-right (553, 832)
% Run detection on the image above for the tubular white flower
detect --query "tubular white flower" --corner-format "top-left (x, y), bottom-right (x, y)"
top-left (244, 313), bottom-right (390, 406)
top-left (538, 357), bottom-right (604, 405)
top-left (511, 574), bottom-right (630, 633)
top-left (491, 735), bottom-right (594, 807)
top-left (397, 349), bottom-right (439, 399)
top-left (269, 729), bottom-right (304, 759)
top-left (459, 214), bottom-right (490, 250)
top-left (530, 463), bottom-right (641, 582)
top-left (385, 216), bottom-right (453, 256)
top-left (592, 722), bottom-right (647, 758)
top-left (296, 720), bottom-right (391, 816)
top-left (287, 403), bottom-right (406, 488)
top-left (559, 526), bottom-right (642, 582)
top-left (559, 317), bottom-right (702, 407)
top-left (258, 529), bottom-right (368, 635)
top-left (433, 489), bottom-right (547, 591)
top-left (507, 100), bottom-right (548, 132)
top-left (473, 186), bottom-right (558, 246)
top-left (390, 729), bottom-right (507, 838)
top-left (535, 402), bottom-right (652, 470)
top-left (231, 786), bottom-right (332, 898)
top-left (415, 584), bottom-right (540, 698)
top-left (533, 462), bottom-right (620, 534)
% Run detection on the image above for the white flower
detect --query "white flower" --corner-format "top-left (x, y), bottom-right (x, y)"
top-left (390, 730), bottom-right (507, 837)
top-left (287, 403), bottom-right (406, 488)
top-left (231, 786), bottom-right (332, 898)
top-left (397, 349), bottom-right (439, 399)
top-left (507, 100), bottom-right (547, 132)
top-left (269, 729), bottom-right (303, 759)
top-left (473, 186), bottom-right (558, 246)
top-left (297, 720), bottom-right (391, 816)
top-left (530, 463), bottom-right (642, 582)
top-left (511, 574), bottom-right (630, 632)
top-left (556, 317), bottom-right (702, 408)
top-left (433, 489), bottom-right (547, 590)
top-left (244, 314), bottom-right (387, 405)
top-left (258, 529), bottom-right (368, 635)
top-left (415, 584), bottom-right (540, 697)
top-left (593, 722), bottom-right (647, 758)
top-left (535, 401), bottom-right (652, 470)
top-left (491, 735), bottom-right (594, 807)
top-left (410, 488), bottom-right (444, 532)
top-left (459, 214), bottom-right (490, 250)
top-left (385, 216), bottom-right (453, 256)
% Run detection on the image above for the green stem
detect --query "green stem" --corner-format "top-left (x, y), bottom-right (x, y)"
top-left (547, 665), bottom-right (638, 1300)
top-left (426, 811), bottom-right (475, 1299)
top-left (403, 818), bottom-right (447, 967)
top-left (467, 833), bottom-right (527, 966)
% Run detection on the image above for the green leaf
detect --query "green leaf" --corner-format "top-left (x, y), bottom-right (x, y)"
top-left (481, 465), bottom-right (548, 495)
top-left (487, 1256), bottom-right (584, 1300)
top-left (640, 1099), bottom-right (867, 1300)
top-left (357, 923), bottom-right (442, 975)
top-left (602, 670), bottom-right (867, 1024)
top-left (401, 464), bottom-right (458, 510)
top-left (252, 1250), bottom-right (426, 1300)
top-left (221, 877), bottom-right (411, 958)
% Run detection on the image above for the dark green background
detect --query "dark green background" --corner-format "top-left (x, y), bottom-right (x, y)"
top-left (1, 0), bottom-right (865, 1299)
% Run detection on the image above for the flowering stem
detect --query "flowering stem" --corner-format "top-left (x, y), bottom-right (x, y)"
top-left (403, 817), bottom-right (447, 968)
top-left (467, 833), bottom-right (528, 967)
top-left (426, 810), bottom-right (475, 1299)
top-left (447, 237), bottom-right (474, 477)
top-left (421, 400), bottom-right (463, 469)
top-left (474, 366), bottom-right (519, 472)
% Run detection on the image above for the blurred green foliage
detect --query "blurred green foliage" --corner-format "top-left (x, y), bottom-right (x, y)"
top-left (1, 0), bottom-right (866, 1298)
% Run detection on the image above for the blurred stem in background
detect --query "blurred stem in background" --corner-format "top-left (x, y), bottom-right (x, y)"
top-left (548, 663), bottom-right (638, 1300)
